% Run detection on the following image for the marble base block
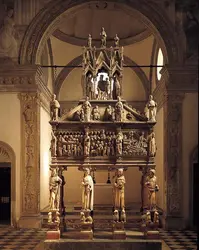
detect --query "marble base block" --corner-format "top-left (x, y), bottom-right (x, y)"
top-left (112, 230), bottom-right (126, 240)
top-left (44, 239), bottom-right (162, 250)
top-left (46, 230), bottom-right (60, 240)
top-left (145, 230), bottom-right (159, 239)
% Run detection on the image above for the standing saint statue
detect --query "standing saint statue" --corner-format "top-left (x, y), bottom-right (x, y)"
top-left (87, 34), bottom-right (92, 48)
top-left (115, 96), bottom-right (123, 121)
top-left (82, 96), bottom-right (92, 122)
top-left (113, 168), bottom-right (126, 211)
top-left (86, 74), bottom-right (95, 99)
top-left (50, 131), bottom-right (57, 157)
top-left (50, 94), bottom-right (60, 121)
top-left (100, 27), bottom-right (107, 47)
top-left (0, 7), bottom-right (18, 58)
top-left (145, 95), bottom-right (157, 122)
top-left (114, 34), bottom-right (119, 47)
top-left (82, 168), bottom-right (94, 211)
top-left (114, 76), bottom-right (121, 98)
top-left (116, 131), bottom-right (123, 156)
top-left (49, 169), bottom-right (62, 210)
top-left (84, 131), bottom-right (90, 157)
top-left (148, 132), bottom-right (157, 157)
top-left (143, 169), bottom-right (159, 210)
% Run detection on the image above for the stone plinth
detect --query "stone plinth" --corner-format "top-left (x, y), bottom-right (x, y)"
top-left (44, 239), bottom-right (162, 250)
top-left (46, 230), bottom-right (60, 240)
top-left (112, 222), bottom-right (126, 240)
top-left (80, 223), bottom-right (93, 240)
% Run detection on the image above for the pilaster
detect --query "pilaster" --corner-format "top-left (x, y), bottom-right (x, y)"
top-left (18, 92), bottom-right (42, 228)
top-left (161, 66), bottom-right (185, 229)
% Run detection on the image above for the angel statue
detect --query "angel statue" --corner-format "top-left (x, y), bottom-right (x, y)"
top-left (0, 5), bottom-right (18, 59)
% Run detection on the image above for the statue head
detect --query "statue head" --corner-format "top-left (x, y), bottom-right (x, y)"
top-left (149, 169), bottom-right (155, 177)
top-left (51, 169), bottom-right (57, 177)
top-left (149, 95), bottom-right (153, 101)
top-left (52, 94), bottom-right (56, 100)
top-left (117, 168), bottom-right (124, 177)
top-left (84, 168), bottom-right (90, 176)
top-left (85, 96), bottom-right (89, 101)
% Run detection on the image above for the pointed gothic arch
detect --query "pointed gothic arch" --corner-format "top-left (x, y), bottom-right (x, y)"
top-left (0, 141), bottom-right (16, 227)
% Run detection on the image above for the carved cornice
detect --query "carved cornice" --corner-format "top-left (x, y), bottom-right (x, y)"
top-left (153, 65), bottom-right (198, 110)
top-left (0, 65), bottom-right (51, 113)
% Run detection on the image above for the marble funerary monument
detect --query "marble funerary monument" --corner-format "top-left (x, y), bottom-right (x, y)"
top-left (46, 29), bottom-right (161, 249)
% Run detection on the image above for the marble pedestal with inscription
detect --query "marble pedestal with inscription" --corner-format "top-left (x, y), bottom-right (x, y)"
top-left (112, 222), bottom-right (126, 239)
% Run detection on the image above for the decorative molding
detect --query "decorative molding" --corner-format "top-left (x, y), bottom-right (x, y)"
top-left (19, 0), bottom-right (183, 65)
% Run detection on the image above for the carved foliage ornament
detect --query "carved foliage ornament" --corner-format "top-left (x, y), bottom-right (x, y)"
top-left (20, 93), bottom-right (40, 213)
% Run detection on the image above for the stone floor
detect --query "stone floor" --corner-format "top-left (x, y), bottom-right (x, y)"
top-left (0, 226), bottom-right (197, 250)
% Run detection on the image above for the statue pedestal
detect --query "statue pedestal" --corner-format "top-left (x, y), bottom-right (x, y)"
top-left (112, 222), bottom-right (126, 240)
top-left (46, 221), bottom-right (60, 240)
top-left (145, 230), bottom-right (159, 239)
top-left (80, 223), bottom-right (93, 240)
top-left (46, 230), bottom-right (60, 240)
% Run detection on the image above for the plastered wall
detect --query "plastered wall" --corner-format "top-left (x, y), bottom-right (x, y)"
top-left (40, 107), bottom-right (51, 210)
top-left (0, 93), bottom-right (21, 224)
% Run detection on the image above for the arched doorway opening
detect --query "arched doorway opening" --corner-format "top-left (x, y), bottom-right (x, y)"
top-left (0, 142), bottom-right (16, 226)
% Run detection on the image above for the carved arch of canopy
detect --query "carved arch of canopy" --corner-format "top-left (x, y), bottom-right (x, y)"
top-left (54, 55), bottom-right (150, 97)
top-left (0, 141), bottom-right (16, 226)
top-left (19, 0), bottom-right (183, 65)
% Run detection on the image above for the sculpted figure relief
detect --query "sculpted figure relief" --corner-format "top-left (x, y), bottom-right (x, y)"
top-left (86, 74), bottom-right (95, 99)
top-left (100, 27), bottom-right (107, 47)
top-left (113, 76), bottom-right (121, 99)
top-left (104, 105), bottom-right (115, 121)
top-left (49, 169), bottom-right (62, 210)
top-left (92, 105), bottom-right (100, 120)
top-left (114, 34), bottom-right (119, 47)
top-left (113, 168), bottom-right (126, 222)
top-left (116, 131), bottom-right (123, 155)
top-left (115, 96), bottom-right (123, 121)
top-left (82, 168), bottom-right (94, 211)
top-left (84, 131), bottom-right (90, 157)
top-left (82, 96), bottom-right (92, 122)
top-left (50, 131), bottom-right (57, 157)
top-left (145, 95), bottom-right (157, 122)
top-left (148, 132), bottom-right (157, 157)
top-left (50, 94), bottom-right (60, 121)
top-left (143, 169), bottom-right (159, 210)
top-left (0, 7), bottom-right (18, 58)
top-left (87, 34), bottom-right (92, 48)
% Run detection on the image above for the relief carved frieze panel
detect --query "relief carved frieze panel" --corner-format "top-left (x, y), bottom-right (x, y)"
top-left (164, 93), bottom-right (184, 215)
top-left (51, 129), bottom-right (151, 159)
top-left (19, 92), bottom-right (40, 214)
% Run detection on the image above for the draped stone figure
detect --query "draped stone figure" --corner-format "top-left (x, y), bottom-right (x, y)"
top-left (115, 96), bottom-right (123, 121)
top-left (116, 131), bottom-right (123, 155)
top-left (82, 168), bottom-right (94, 211)
top-left (50, 94), bottom-right (60, 121)
top-left (148, 132), bottom-right (157, 157)
top-left (143, 169), bottom-right (159, 210)
top-left (0, 8), bottom-right (18, 58)
top-left (145, 95), bottom-right (157, 122)
top-left (82, 96), bottom-right (92, 122)
top-left (49, 169), bottom-right (62, 210)
top-left (84, 131), bottom-right (90, 157)
top-left (50, 131), bottom-right (57, 157)
top-left (100, 27), bottom-right (107, 47)
top-left (113, 168), bottom-right (125, 211)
